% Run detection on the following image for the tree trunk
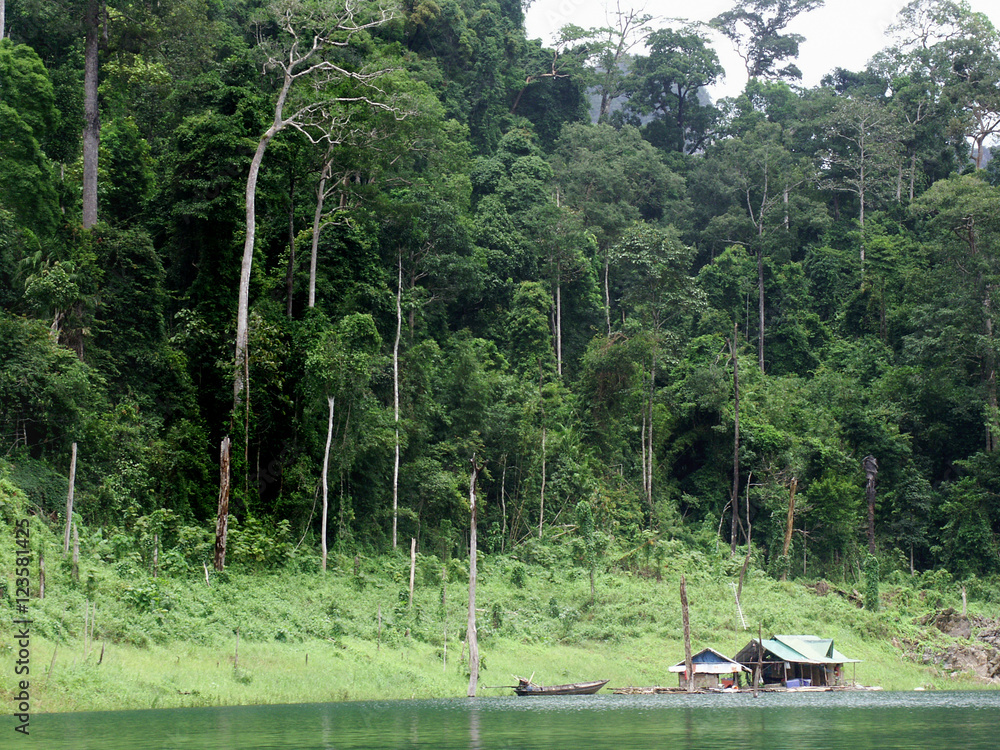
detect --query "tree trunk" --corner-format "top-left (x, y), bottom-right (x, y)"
top-left (730, 328), bottom-right (741, 556)
top-left (555, 261), bottom-right (563, 377)
top-left (640, 408), bottom-right (647, 505)
top-left (234, 134), bottom-right (272, 405)
top-left (985, 285), bottom-right (997, 452)
top-left (408, 538), bottom-right (416, 608)
top-left (393, 253), bottom-right (402, 548)
top-left (234, 66), bottom-right (294, 406)
top-left (82, 0), bottom-right (100, 229)
top-left (321, 395), bottom-right (335, 572)
top-left (467, 455), bottom-right (481, 698)
top-left (645, 358), bottom-right (655, 514)
top-left (285, 170), bottom-right (296, 318)
top-left (680, 575), bottom-right (693, 693)
top-left (604, 251), bottom-right (611, 336)
top-left (539, 424), bottom-right (546, 538)
top-left (500, 455), bottom-right (507, 553)
top-left (859, 169), bottom-right (866, 264)
top-left (757, 246), bottom-right (765, 373)
top-left (863, 454), bottom-right (877, 555)
top-left (214, 436), bottom-right (231, 571)
top-left (63, 442), bottom-right (77, 554)
top-left (1, 0), bottom-right (6, 41)
top-left (781, 477), bottom-right (797, 581)
top-left (308, 162), bottom-right (329, 309)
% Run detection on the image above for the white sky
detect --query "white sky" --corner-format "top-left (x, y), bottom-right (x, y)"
top-left (524, 0), bottom-right (1000, 100)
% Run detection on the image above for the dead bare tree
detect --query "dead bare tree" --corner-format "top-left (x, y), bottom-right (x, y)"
top-left (234, 0), bottom-right (402, 408)
top-left (218, 1), bottom-right (411, 554)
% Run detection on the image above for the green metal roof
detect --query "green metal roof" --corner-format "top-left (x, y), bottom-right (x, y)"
top-left (761, 635), bottom-right (861, 664)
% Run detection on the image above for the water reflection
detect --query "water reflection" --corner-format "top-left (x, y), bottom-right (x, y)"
top-left (468, 703), bottom-right (481, 750)
top-left (31, 691), bottom-right (1000, 750)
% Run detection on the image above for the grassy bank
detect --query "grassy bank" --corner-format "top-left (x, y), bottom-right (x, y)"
top-left (3, 532), bottom-right (996, 713)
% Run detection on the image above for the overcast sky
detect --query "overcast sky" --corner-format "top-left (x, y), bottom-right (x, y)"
top-left (524, 0), bottom-right (1000, 100)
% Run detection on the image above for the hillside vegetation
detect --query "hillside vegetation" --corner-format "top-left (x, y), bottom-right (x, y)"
top-left (3, 0), bottom-right (1000, 708)
top-left (1, 479), bottom-right (996, 712)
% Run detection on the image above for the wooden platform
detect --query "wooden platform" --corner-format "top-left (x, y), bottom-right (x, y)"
top-left (613, 685), bottom-right (881, 695)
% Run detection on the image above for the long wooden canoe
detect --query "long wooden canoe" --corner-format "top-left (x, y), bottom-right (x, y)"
top-left (513, 679), bottom-right (609, 696)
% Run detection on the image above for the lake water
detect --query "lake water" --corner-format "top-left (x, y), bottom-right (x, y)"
top-left (19, 691), bottom-right (1000, 749)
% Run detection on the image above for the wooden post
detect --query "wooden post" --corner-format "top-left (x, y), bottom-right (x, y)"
top-left (781, 478), bottom-right (797, 581)
top-left (754, 623), bottom-right (763, 697)
top-left (680, 575), bottom-right (693, 693)
top-left (214, 436), bottom-right (231, 571)
top-left (72, 523), bottom-right (79, 582)
top-left (467, 454), bottom-right (482, 698)
top-left (409, 538), bottom-right (416, 609)
top-left (63, 442), bottom-right (77, 553)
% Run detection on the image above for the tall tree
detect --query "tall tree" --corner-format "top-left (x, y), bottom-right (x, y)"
top-left (711, 0), bottom-right (825, 82)
top-left (880, 0), bottom-right (1000, 170)
top-left (912, 174), bottom-right (1000, 451)
top-left (707, 121), bottom-right (803, 371)
top-left (558, 5), bottom-right (652, 122)
top-left (819, 96), bottom-right (903, 264)
top-left (624, 25), bottom-right (724, 154)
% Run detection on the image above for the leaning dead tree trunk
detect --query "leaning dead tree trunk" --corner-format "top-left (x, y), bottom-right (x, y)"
top-left (63, 442), bottom-right (77, 554)
top-left (864, 455), bottom-right (878, 555)
top-left (214, 436), bottom-right (231, 571)
top-left (467, 454), bottom-right (483, 698)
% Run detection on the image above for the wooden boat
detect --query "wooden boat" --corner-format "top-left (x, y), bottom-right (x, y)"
top-left (514, 678), bottom-right (609, 696)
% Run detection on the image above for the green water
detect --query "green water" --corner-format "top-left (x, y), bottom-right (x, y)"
top-left (15, 691), bottom-right (1000, 749)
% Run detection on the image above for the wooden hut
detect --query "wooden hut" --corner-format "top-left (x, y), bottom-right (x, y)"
top-left (668, 647), bottom-right (749, 689)
top-left (734, 634), bottom-right (860, 687)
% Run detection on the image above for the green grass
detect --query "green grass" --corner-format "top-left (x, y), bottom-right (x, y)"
top-left (4, 545), bottom-right (996, 713)
top-left (1, 483), bottom-right (996, 713)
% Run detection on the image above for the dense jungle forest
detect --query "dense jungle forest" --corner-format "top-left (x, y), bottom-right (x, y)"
top-left (3, 0), bottom-right (1000, 585)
